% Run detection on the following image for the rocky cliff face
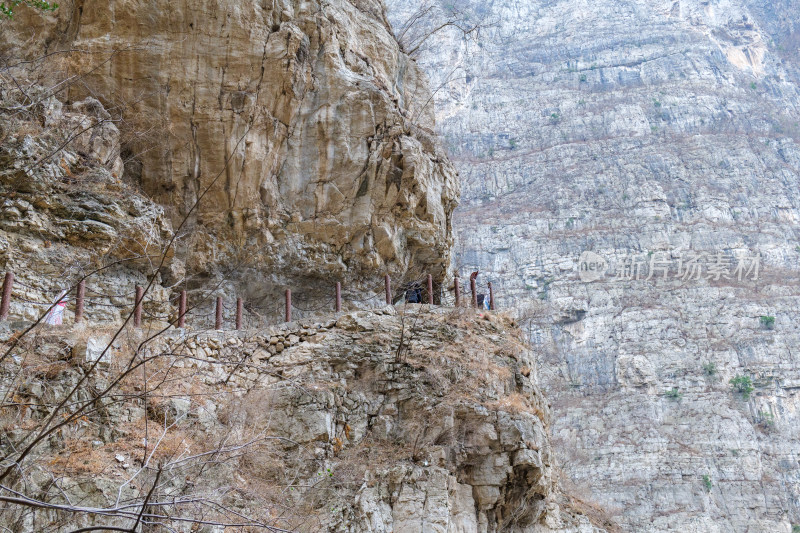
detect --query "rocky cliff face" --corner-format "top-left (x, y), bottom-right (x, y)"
top-left (1, 0), bottom-right (459, 306)
top-left (0, 84), bottom-right (175, 323)
top-left (0, 1), bottom-right (614, 531)
top-left (387, 0), bottom-right (800, 531)
top-left (0, 306), bottom-right (612, 532)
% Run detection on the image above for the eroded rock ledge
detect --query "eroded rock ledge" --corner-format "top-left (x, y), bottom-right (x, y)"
top-left (1, 0), bottom-right (459, 301)
top-left (1, 307), bottom-right (612, 532)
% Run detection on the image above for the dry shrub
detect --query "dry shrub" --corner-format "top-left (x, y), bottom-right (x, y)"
top-left (492, 392), bottom-right (529, 413)
top-left (13, 120), bottom-right (42, 138)
top-left (22, 358), bottom-right (70, 380)
top-left (218, 389), bottom-right (276, 430)
top-left (148, 429), bottom-right (194, 461)
top-left (556, 466), bottom-right (622, 532)
top-left (0, 408), bottom-right (38, 433)
top-left (48, 438), bottom-right (116, 476)
top-left (487, 392), bottom-right (547, 424)
top-left (564, 492), bottom-right (622, 533)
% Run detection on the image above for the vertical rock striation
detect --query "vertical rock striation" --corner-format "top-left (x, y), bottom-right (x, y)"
top-left (1, 0), bottom-right (459, 305)
top-left (387, 0), bottom-right (800, 530)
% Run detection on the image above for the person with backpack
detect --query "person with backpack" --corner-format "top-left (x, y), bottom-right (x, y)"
top-left (405, 282), bottom-right (422, 303)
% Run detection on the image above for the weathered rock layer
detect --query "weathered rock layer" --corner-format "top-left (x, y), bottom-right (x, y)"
top-left (1, 0), bottom-right (459, 305)
top-left (0, 306), bottom-right (611, 532)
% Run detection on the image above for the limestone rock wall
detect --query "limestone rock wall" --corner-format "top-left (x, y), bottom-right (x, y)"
top-left (386, 0), bottom-right (800, 531)
top-left (1, 0), bottom-right (459, 305)
top-left (0, 83), bottom-right (174, 324)
top-left (0, 2), bottom-right (616, 531)
top-left (0, 306), bottom-right (612, 532)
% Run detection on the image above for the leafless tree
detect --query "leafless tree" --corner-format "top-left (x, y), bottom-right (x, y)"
top-left (392, 1), bottom-right (495, 59)
top-left (0, 40), bottom-right (328, 529)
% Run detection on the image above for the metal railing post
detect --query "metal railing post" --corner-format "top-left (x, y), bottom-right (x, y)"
top-left (75, 280), bottom-right (85, 323)
top-left (134, 285), bottom-right (143, 327)
top-left (470, 278), bottom-right (477, 308)
top-left (0, 272), bottom-right (14, 321)
top-left (178, 290), bottom-right (187, 328)
top-left (215, 297), bottom-right (223, 330)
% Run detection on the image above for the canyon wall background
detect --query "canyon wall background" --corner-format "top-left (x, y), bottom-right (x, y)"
top-left (386, 0), bottom-right (800, 531)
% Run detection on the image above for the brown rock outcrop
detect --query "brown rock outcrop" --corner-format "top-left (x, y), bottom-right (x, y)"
top-left (0, 305), bottom-right (612, 531)
top-left (2, 0), bottom-right (458, 303)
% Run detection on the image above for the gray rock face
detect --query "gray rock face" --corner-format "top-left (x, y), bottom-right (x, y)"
top-left (387, 0), bottom-right (800, 531)
top-left (0, 85), bottom-right (174, 323)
